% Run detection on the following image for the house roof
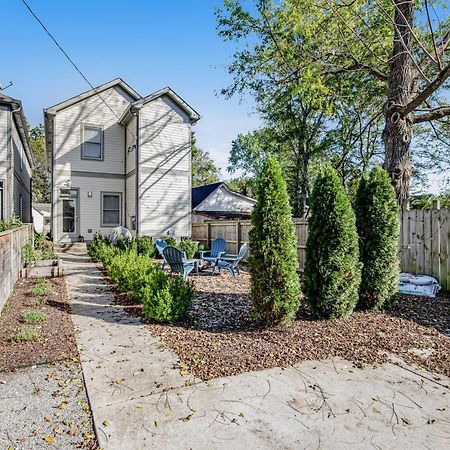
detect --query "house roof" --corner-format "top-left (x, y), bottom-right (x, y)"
top-left (0, 93), bottom-right (35, 169)
top-left (43, 78), bottom-right (141, 115)
top-left (192, 182), bottom-right (223, 208)
top-left (120, 86), bottom-right (201, 124)
top-left (33, 203), bottom-right (51, 216)
top-left (192, 182), bottom-right (256, 210)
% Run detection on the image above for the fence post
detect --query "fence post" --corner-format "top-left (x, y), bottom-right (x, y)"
top-left (206, 222), bottom-right (211, 249)
top-left (236, 220), bottom-right (241, 251)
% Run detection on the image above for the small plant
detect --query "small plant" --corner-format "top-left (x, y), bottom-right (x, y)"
top-left (0, 216), bottom-right (22, 232)
top-left (11, 326), bottom-right (40, 342)
top-left (30, 280), bottom-right (51, 297)
top-left (22, 241), bottom-right (35, 263)
top-left (23, 311), bottom-right (48, 324)
top-left (249, 155), bottom-right (301, 326)
top-left (140, 270), bottom-right (195, 322)
top-left (87, 234), bottom-right (112, 262)
top-left (304, 164), bottom-right (361, 319)
top-left (21, 234), bottom-right (56, 263)
top-left (162, 236), bottom-right (177, 247)
top-left (135, 235), bottom-right (156, 258)
top-left (178, 239), bottom-right (203, 259)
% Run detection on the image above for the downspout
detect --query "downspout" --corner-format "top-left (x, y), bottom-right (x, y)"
top-left (130, 104), bottom-right (142, 235)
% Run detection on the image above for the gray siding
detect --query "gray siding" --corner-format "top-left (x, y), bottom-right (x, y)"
top-left (0, 105), bottom-right (32, 223)
top-left (52, 86), bottom-right (132, 241)
top-left (138, 96), bottom-right (192, 238)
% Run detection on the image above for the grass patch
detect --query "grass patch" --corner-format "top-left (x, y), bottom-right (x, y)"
top-left (30, 279), bottom-right (51, 297)
top-left (11, 326), bottom-right (40, 343)
top-left (23, 311), bottom-right (48, 324)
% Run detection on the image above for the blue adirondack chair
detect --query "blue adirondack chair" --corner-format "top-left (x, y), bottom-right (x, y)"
top-left (215, 243), bottom-right (248, 277)
top-left (163, 246), bottom-right (195, 281)
top-left (199, 238), bottom-right (226, 271)
top-left (155, 239), bottom-right (168, 269)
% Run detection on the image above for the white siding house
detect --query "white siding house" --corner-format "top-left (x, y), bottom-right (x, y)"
top-left (44, 79), bottom-right (200, 243)
top-left (192, 182), bottom-right (256, 222)
top-left (0, 93), bottom-right (34, 223)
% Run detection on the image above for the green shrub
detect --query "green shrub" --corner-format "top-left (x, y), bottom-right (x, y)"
top-left (249, 155), bottom-right (301, 326)
top-left (11, 326), bottom-right (40, 342)
top-left (30, 280), bottom-right (51, 297)
top-left (179, 239), bottom-right (203, 259)
top-left (135, 236), bottom-right (156, 258)
top-left (141, 270), bottom-right (194, 322)
top-left (304, 165), bottom-right (361, 319)
top-left (22, 234), bottom-right (56, 263)
top-left (0, 216), bottom-right (22, 232)
top-left (23, 311), bottom-right (48, 324)
top-left (87, 234), bottom-right (112, 262)
top-left (354, 166), bottom-right (400, 310)
top-left (107, 249), bottom-right (158, 296)
top-left (163, 236), bottom-right (177, 247)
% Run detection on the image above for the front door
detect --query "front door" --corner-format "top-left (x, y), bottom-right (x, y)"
top-left (60, 188), bottom-right (79, 241)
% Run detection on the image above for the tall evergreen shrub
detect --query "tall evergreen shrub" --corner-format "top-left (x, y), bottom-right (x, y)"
top-left (249, 155), bottom-right (301, 326)
top-left (304, 165), bottom-right (361, 319)
top-left (354, 166), bottom-right (400, 309)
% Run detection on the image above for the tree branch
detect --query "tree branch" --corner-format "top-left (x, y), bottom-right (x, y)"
top-left (413, 106), bottom-right (450, 123)
top-left (401, 63), bottom-right (450, 115)
top-left (419, 30), bottom-right (450, 71)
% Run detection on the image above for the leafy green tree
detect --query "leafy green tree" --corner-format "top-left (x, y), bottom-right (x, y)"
top-left (226, 176), bottom-right (256, 197)
top-left (305, 165), bottom-right (361, 319)
top-left (191, 132), bottom-right (220, 187)
top-left (249, 155), bottom-right (300, 326)
top-left (29, 124), bottom-right (51, 203)
top-left (354, 167), bottom-right (400, 309)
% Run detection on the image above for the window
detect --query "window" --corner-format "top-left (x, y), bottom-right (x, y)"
top-left (82, 126), bottom-right (103, 160)
top-left (101, 193), bottom-right (121, 226)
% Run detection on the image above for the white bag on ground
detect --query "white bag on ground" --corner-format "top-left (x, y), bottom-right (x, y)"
top-left (399, 273), bottom-right (441, 298)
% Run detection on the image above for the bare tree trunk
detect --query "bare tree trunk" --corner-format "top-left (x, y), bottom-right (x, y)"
top-left (382, 0), bottom-right (414, 207)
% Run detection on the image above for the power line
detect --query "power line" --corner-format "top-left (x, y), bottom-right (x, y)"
top-left (21, 0), bottom-right (135, 134)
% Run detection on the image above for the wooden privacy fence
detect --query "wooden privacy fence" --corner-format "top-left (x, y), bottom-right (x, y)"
top-left (0, 224), bottom-right (34, 312)
top-left (192, 210), bottom-right (450, 291)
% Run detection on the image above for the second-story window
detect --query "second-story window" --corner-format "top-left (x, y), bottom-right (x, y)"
top-left (82, 126), bottom-right (103, 160)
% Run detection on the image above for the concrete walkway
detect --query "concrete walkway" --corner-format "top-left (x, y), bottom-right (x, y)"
top-left (62, 248), bottom-right (450, 450)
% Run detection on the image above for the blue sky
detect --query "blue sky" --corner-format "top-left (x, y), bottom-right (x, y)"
top-left (1, 0), bottom-right (260, 177)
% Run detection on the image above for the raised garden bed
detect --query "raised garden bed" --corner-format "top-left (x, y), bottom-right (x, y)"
top-left (21, 258), bottom-right (63, 278)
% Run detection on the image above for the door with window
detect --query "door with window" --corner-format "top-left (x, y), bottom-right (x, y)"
top-left (60, 188), bottom-right (79, 241)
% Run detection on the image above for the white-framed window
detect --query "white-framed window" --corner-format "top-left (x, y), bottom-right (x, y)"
top-left (81, 125), bottom-right (103, 160)
top-left (101, 192), bottom-right (121, 227)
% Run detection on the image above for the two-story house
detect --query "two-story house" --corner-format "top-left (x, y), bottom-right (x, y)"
top-left (0, 93), bottom-right (34, 223)
top-left (44, 78), bottom-right (200, 243)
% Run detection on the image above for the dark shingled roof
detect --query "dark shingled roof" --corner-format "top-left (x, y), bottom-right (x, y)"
top-left (192, 182), bottom-right (224, 208)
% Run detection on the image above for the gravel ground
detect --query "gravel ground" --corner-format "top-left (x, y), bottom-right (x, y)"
top-left (0, 360), bottom-right (96, 449)
top-left (144, 271), bottom-right (450, 381)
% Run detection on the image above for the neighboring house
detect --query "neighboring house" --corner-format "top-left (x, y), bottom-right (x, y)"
top-left (192, 182), bottom-right (256, 222)
top-left (44, 78), bottom-right (200, 243)
top-left (0, 93), bottom-right (34, 223)
top-left (32, 202), bottom-right (51, 234)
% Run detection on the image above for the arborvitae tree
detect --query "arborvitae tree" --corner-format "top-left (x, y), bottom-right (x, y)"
top-left (249, 155), bottom-right (300, 326)
top-left (354, 166), bottom-right (400, 310)
top-left (305, 165), bottom-right (361, 319)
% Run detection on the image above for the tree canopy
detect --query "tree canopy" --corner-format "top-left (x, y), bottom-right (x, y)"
top-left (191, 132), bottom-right (221, 187)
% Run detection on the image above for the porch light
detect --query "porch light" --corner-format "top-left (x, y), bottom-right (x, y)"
top-left (87, 191), bottom-right (93, 198)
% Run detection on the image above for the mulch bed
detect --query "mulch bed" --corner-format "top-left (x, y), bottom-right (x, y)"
top-left (107, 269), bottom-right (450, 382)
top-left (0, 277), bottom-right (78, 371)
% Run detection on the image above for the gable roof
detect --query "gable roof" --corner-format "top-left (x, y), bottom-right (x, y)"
top-left (192, 182), bottom-right (223, 208)
top-left (0, 93), bottom-right (35, 169)
top-left (192, 182), bottom-right (256, 209)
top-left (122, 87), bottom-right (201, 124)
top-left (44, 78), bottom-right (141, 115)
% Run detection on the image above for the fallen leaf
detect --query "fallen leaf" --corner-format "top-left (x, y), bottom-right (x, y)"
top-left (43, 436), bottom-right (55, 444)
top-left (102, 420), bottom-right (109, 427)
